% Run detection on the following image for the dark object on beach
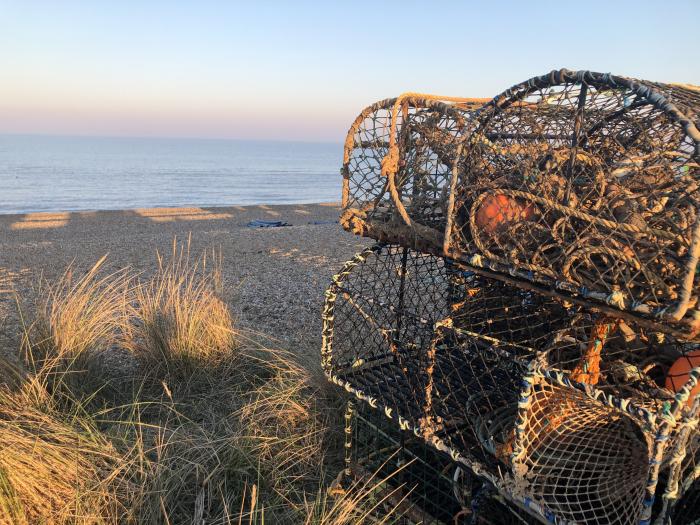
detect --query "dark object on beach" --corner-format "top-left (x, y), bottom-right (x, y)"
top-left (246, 219), bottom-right (290, 228)
top-left (323, 70), bottom-right (700, 525)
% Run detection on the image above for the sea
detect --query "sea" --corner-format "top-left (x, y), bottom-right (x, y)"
top-left (0, 134), bottom-right (343, 214)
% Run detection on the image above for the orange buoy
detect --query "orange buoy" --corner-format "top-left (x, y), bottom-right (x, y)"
top-left (474, 194), bottom-right (535, 234)
top-left (665, 349), bottom-right (700, 405)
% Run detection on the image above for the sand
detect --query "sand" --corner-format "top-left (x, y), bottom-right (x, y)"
top-left (0, 203), bottom-right (370, 367)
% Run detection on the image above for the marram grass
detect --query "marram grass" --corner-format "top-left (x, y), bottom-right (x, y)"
top-left (0, 244), bottom-right (403, 524)
top-left (124, 241), bottom-right (236, 382)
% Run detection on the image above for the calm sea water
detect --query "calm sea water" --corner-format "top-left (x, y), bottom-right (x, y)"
top-left (0, 135), bottom-right (342, 214)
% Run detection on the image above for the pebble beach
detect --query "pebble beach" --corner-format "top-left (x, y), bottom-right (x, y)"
top-left (0, 202), bottom-right (370, 367)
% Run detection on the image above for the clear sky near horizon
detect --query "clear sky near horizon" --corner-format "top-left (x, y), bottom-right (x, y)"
top-left (1, 0), bottom-right (699, 142)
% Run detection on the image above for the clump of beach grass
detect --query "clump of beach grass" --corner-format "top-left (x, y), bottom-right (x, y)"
top-left (1, 243), bottom-right (404, 524)
top-left (20, 255), bottom-right (131, 403)
top-left (0, 376), bottom-right (129, 524)
top-left (124, 240), bottom-right (236, 385)
top-left (126, 342), bottom-right (339, 523)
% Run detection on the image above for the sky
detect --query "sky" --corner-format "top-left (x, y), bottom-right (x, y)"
top-left (1, 0), bottom-right (699, 143)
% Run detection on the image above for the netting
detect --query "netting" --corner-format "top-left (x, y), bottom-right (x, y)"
top-left (321, 244), bottom-right (700, 524)
top-left (511, 378), bottom-right (650, 524)
top-left (346, 401), bottom-right (542, 524)
top-left (328, 68), bottom-right (700, 524)
top-left (340, 95), bottom-right (486, 251)
top-left (339, 70), bottom-right (700, 336)
top-left (448, 70), bottom-right (700, 335)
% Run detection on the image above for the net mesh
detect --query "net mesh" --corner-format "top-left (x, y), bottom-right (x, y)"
top-left (341, 96), bottom-right (483, 239)
top-left (449, 71), bottom-right (700, 329)
top-left (347, 401), bottom-right (543, 524)
top-left (512, 380), bottom-right (650, 524)
top-left (339, 70), bottom-right (700, 335)
top-left (329, 68), bottom-right (700, 524)
top-left (321, 244), bottom-right (700, 524)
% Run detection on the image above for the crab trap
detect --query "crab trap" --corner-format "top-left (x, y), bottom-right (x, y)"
top-left (340, 94), bottom-right (486, 252)
top-left (340, 70), bottom-right (700, 338)
top-left (339, 400), bottom-right (541, 524)
top-left (321, 244), bottom-right (700, 524)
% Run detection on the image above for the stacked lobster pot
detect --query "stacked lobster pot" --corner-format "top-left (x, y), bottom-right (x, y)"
top-left (323, 71), bottom-right (700, 524)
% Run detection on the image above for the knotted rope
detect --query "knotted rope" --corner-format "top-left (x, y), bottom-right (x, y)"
top-left (381, 93), bottom-right (489, 227)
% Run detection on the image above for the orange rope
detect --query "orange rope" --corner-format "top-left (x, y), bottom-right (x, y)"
top-left (571, 317), bottom-right (620, 385)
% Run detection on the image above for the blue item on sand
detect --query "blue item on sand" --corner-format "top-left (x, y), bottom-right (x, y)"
top-left (246, 219), bottom-right (290, 228)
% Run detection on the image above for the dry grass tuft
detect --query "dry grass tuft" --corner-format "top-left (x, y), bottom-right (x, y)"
top-left (0, 381), bottom-right (127, 524)
top-left (301, 465), bottom-right (411, 525)
top-left (122, 418), bottom-right (248, 524)
top-left (125, 241), bottom-right (236, 382)
top-left (112, 344), bottom-right (333, 524)
top-left (21, 255), bottom-right (131, 399)
top-left (237, 349), bottom-right (329, 509)
top-left (1, 243), bottom-right (405, 524)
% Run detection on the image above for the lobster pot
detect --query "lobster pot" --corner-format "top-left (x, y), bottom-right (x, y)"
top-left (340, 96), bottom-right (484, 249)
top-left (322, 244), bottom-right (700, 524)
top-left (430, 328), bottom-right (698, 524)
top-left (511, 372), bottom-right (651, 524)
top-left (347, 402), bottom-right (541, 525)
top-left (509, 361), bottom-right (700, 525)
top-left (322, 244), bottom-right (453, 438)
top-left (446, 69), bottom-right (700, 336)
top-left (321, 245), bottom-right (535, 478)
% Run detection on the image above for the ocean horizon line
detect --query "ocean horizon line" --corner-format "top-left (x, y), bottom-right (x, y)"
top-left (0, 132), bottom-right (344, 146)
top-left (0, 135), bottom-right (342, 215)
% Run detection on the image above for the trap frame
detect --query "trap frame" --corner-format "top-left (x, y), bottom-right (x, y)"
top-left (340, 94), bottom-right (487, 251)
top-left (328, 69), bottom-right (700, 524)
top-left (321, 244), bottom-right (700, 524)
top-left (447, 70), bottom-right (700, 339)
top-left (340, 70), bottom-right (700, 338)
top-left (342, 400), bottom-right (542, 524)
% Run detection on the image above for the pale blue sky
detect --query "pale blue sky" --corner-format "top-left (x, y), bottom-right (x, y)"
top-left (1, 0), bottom-right (698, 141)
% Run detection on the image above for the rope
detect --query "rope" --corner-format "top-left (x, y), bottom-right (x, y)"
top-left (470, 189), bottom-right (687, 247)
top-left (570, 316), bottom-right (619, 385)
top-left (381, 93), bottom-right (489, 228)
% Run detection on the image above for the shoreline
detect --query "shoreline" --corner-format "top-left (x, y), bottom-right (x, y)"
top-left (0, 201), bottom-right (341, 228)
top-left (0, 200), bottom-right (343, 218)
top-left (0, 201), bottom-right (369, 366)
